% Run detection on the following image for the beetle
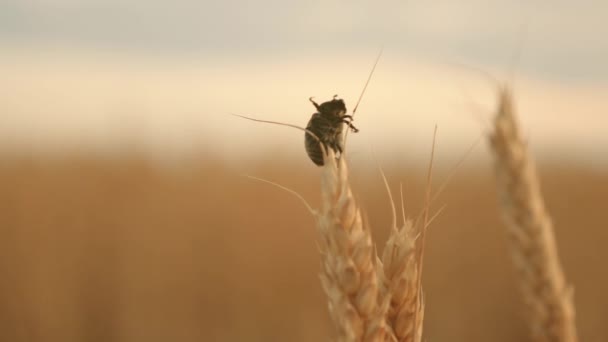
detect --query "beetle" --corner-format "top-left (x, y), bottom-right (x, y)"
top-left (304, 95), bottom-right (359, 166)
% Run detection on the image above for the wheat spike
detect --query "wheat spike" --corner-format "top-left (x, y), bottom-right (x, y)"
top-left (373, 167), bottom-right (424, 342)
top-left (489, 86), bottom-right (578, 342)
top-left (380, 220), bottom-right (424, 342)
top-left (318, 150), bottom-right (395, 342)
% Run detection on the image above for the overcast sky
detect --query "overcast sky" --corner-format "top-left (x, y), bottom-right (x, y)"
top-left (1, 0), bottom-right (607, 82)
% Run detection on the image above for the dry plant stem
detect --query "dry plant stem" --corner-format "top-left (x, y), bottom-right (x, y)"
top-left (489, 87), bottom-right (578, 342)
top-left (318, 150), bottom-right (395, 342)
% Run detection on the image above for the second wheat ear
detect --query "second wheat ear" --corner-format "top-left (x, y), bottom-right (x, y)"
top-left (489, 86), bottom-right (578, 342)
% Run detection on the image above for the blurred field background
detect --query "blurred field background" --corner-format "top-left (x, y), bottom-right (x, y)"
top-left (1, 157), bottom-right (607, 341)
top-left (1, 0), bottom-right (608, 341)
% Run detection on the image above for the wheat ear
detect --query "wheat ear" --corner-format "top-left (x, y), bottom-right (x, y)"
top-left (370, 167), bottom-right (422, 342)
top-left (489, 86), bottom-right (578, 342)
top-left (380, 220), bottom-right (423, 342)
top-left (318, 150), bottom-right (394, 342)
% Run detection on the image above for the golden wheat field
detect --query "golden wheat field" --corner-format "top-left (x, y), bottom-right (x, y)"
top-left (0, 153), bottom-right (606, 342)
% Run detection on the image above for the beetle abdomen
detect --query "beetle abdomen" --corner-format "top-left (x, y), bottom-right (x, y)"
top-left (305, 113), bottom-right (344, 166)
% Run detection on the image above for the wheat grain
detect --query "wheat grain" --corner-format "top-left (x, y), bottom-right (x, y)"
top-left (489, 86), bottom-right (578, 342)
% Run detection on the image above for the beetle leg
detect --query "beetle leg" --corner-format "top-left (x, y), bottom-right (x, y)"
top-left (337, 140), bottom-right (346, 159)
top-left (309, 97), bottom-right (321, 111)
top-left (341, 119), bottom-right (359, 133)
top-left (334, 141), bottom-right (343, 154)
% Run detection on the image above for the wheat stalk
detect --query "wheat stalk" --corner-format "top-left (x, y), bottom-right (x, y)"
top-left (489, 86), bottom-right (578, 342)
top-left (318, 150), bottom-right (395, 342)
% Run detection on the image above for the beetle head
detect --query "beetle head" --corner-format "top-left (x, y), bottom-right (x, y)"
top-left (314, 97), bottom-right (347, 118)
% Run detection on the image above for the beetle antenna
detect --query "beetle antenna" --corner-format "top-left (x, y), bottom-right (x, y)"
top-left (229, 112), bottom-right (321, 143)
top-left (309, 97), bottom-right (320, 110)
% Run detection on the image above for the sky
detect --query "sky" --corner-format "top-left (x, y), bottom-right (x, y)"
top-left (1, 0), bottom-right (606, 80)
top-left (0, 0), bottom-right (607, 166)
